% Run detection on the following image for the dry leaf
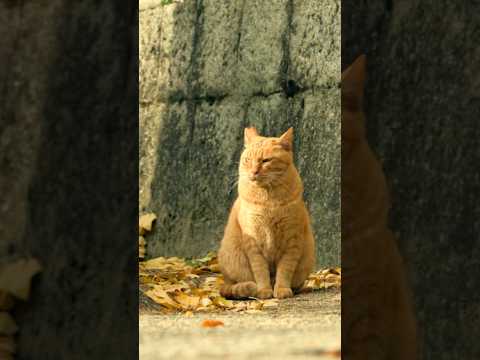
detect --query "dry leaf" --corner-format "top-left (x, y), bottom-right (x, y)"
top-left (261, 299), bottom-right (279, 308)
top-left (207, 264), bottom-right (221, 273)
top-left (0, 259), bottom-right (42, 301)
top-left (245, 309), bottom-right (262, 314)
top-left (144, 287), bottom-right (182, 310)
top-left (139, 213), bottom-right (157, 235)
top-left (247, 301), bottom-right (264, 310)
top-left (173, 293), bottom-right (200, 310)
top-left (139, 252), bottom-right (340, 314)
top-left (325, 274), bottom-right (338, 282)
top-left (200, 297), bottom-right (213, 307)
top-left (212, 296), bottom-right (234, 309)
top-left (0, 336), bottom-right (15, 354)
top-left (0, 313), bottom-right (18, 336)
top-left (201, 319), bottom-right (224, 328)
top-left (0, 350), bottom-right (14, 360)
top-left (0, 292), bottom-right (14, 312)
top-left (139, 236), bottom-right (146, 260)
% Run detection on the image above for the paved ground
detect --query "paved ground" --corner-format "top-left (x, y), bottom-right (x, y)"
top-left (139, 289), bottom-right (340, 360)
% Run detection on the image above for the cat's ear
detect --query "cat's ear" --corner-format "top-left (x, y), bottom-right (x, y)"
top-left (244, 127), bottom-right (259, 145)
top-left (279, 127), bottom-right (293, 151)
top-left (341, 54), bottom-right (366, 104)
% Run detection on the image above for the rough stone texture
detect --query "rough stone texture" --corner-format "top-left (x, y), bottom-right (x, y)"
top-left (0, 1), bottom-right (60, 261)
top-left (140, 0), bottom-right (341, 266)
top-left (1, 2), bottom-right (138, 359)
top-left (140, 290), bottom-right (340, 360)
top-left (343, 1), bottom-right (480, 359)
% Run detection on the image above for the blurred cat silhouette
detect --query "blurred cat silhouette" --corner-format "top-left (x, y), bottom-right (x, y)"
top-left (341, 55), bottom-right (418, 360)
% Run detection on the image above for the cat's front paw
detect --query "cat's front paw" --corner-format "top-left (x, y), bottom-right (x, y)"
top-left (257, 288), bottom-right (273, 299)
top-left (274, 286), bottom-right (293, 299)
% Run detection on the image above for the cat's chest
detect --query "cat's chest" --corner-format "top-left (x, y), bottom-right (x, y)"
top-left (239, 203), bottom-right (299, 247)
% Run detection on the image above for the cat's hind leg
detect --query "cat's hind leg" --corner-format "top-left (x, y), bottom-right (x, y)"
top-left (220, 278), bottom-right (257, 299)
top-left (218, 247), bottom-right (257, 299)
top-left (218, 201), bottom-right (257, 299)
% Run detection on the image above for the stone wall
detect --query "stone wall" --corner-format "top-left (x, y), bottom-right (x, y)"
top-left (343, 1), bottom-right (480, 358)
top-left (140, 0), bottom-right (341, 266)
top-left (0, 2), bottom-right (138, 359)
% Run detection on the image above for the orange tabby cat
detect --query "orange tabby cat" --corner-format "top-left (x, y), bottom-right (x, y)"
top-left (218, 127), bottom-right (315, 299)
top-left (341, 55), bottom-right (418, 360)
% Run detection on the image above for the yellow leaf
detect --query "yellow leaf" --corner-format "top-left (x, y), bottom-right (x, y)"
top-left (0, 313), bottom-right (18, 335)
top-left (0, 335), bottom-right (15, 354)
top-left (0, 258), bottom-right (42, 301)
top-left (200, 297), bottom-right (213, 307)
top-left (247, 301), bottom-right (264, 310)
top-left (139, 213), bottom-right (157, 235)
top-left (207, 264), bottom-right (221, 273)
top-left (212, 296), bottom-right (234, 309)
top-left (186, 273), bottom-right (200, 279)
top-left (325, 274), bottom-right (339, 282)
top-left (0, 292), bottom-right (14, 311)
top-left (163, 282), bottom-right (189, 293)
top-left (144, 287), bottom-right (181, 310)
top-left (173, 293), bottom-right (200, 310)
top-left (261, 299), bottom-right (279, 308)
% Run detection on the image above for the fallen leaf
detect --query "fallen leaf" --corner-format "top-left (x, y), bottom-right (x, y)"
top-left (245, 309), bottom-right (262, 314)
top-left (173, 293), bottom-right (200, 310)
top-left (144, 287), bottom-right (182, 310)
top-left (207, 264), bottom-right (221, 273)
top-left (0, 350), bottom-right (14, 360)
top-left (0, 313), bottom-right (18, 335)
top-left (212, 296), bottom-right (234, 309)
top-left (247, 301), bottom-right (264, 310)
top-left (139, 253), bottom-right (340, 314)
top-left (0, 336), bottom-right (15, 353)
top-left (0, 292), bottom-right (14, 311)
top-left (325, 274), bottom-right (338, 282)
top-left (261, 299), bottom-right (279, 308)
top-left (0, 259), bottom-right (42, 300)
top-left (201, 319), bottom-right (224, 328)
top-left (139, 213), bottom-right (157, 235)
top-left (200, 297), bottom-right (213, 307)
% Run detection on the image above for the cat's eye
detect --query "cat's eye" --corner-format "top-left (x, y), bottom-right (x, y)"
top-left (262, 158), bottom-right (272, 163)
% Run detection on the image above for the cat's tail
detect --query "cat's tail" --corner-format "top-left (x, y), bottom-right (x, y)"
top-left (220, 281), bottom-right (257, 299)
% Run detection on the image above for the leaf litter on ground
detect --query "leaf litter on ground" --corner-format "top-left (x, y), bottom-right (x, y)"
top-left (139, 252), bottom-right (340, 314)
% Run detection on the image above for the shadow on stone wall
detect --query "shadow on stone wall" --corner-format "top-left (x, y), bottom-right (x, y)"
top-left (343, 1), bottom-right (480, 358)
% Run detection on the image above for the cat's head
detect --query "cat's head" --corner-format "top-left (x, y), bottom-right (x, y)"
top-left (239, 127), bottom-right (294, 186)
top-left (342, 54), bottom-right (367, 142)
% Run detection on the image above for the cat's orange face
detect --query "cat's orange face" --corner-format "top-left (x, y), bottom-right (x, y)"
top-left (239, 127), bottom-right (294, 186)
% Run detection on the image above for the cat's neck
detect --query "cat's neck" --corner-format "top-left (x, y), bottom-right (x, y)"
top-left (238, 166), bottom-right (303, 207)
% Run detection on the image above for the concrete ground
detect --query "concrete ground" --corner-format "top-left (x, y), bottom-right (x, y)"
top-left (139, 289), bottom-right (340, 360)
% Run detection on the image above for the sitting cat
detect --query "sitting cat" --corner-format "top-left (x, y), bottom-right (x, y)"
top-left (341, 55), bottom-right (418, 360)
top-left (218, 127), bottom-right (315, 299)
